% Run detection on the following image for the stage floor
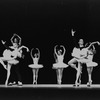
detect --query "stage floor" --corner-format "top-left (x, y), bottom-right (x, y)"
top-left (0, 84), bottom-right (100, 100)
top-left (1, 84), bottom-right (100, 88)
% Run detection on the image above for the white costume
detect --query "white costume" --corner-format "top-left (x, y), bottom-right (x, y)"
top-left (68, 46), bottom-right (88, 86)
top-left (52, 45), bottom-right (68, 84)
top-left (53, 55), bottom-right (68, 69)
top-left (28, 48), bottom-right (43, 84)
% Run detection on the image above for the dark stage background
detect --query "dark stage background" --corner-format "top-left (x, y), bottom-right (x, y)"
top-left (0, 0), bottom-right (100, 100)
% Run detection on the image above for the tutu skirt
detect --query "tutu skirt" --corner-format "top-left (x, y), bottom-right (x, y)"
top-left (8, 60), bottom-right (19, 65)
top-left (28, 64), bottom-right (43, 69)
top-left (77, 59), bottom-right (90, 63)
top-left (53, 62), bottom-right (68, 69)
top-left (86, 62), bottom-right (98, 67)
top-left (77, 58), bottom-right (98, 67)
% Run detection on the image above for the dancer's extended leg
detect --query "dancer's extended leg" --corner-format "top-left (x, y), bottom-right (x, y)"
top-left (35, 69), bottom-right (39, 84)
top-left (68, 58), bottom-right (78, 70)
top-left (60, 68), bottom-right (63, 84)
top-left (75, 62), bottom-right (82, 86)
top-left (0, 57), bottom-right (7, 70)
top-left (87, 67), bottom-right (93, 86)
top-left (32, 69), bottom-right (36, 84)
top-left (5, 63), bottom-right (11, 86)
top-left (56, 69), bottom-right (62, 84)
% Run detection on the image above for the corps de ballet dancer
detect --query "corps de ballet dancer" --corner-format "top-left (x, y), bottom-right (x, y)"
top-left (78, 41), bottom-right (100, 87)
top-left (86, 44), bottom-right (98, 86)
top-left (52, 45), bottom-right (68, 84)
top-left (28, 48), bottom-right (43, 84)
top-left (0, 33), bottom-right (29, 86)
top-left (68, 29), bottom-right (86, 86)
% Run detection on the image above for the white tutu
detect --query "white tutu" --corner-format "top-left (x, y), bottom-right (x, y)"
top-left (8, 60), bottom-right (19, 65)
top-left (28, 64), bottom-right (43, 69)
top-left (86, 62), bottom-right (98, 67)
top-left (3, 49), bottom-right (12, 60)
top-left (77, 58), bottom-right (98, 67)
top-left (53, 62), bottom-right (68, 69)
top-left (77, 59), bottom-right (90, 63)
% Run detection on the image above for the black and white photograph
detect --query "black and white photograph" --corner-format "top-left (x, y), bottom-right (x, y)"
top-left (0, 0), bottom-right (100, 100)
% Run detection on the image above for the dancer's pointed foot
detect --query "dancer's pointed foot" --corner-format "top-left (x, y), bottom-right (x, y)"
top-left (74, 82), bottom-right (80, 87)
top-left (12, 81), bottom-right (16, 85)
top-left (4, 65), bottom-right (7, 70)
top-left (18, 81), bottom-right (23, 86)
top-left (33, 80), bottom-right (35, 84)
top-left (8, 82), bottom-right (13, 86)
top-left (33, 81), bottom-right (37, 85)
top-left (58, 80), bottom-right (61, 85)
top-left (87, 80), bottom-right (92, 87)
top-left (35, 81), bottom-right (37, 85)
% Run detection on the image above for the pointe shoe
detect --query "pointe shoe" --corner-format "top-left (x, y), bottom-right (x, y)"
top-left (58, 80), bottom-right (61, 85)
top-left (87, 80), bottom-right (92, 87)
top-left (33, 81), bottom-right (36, 84)
top-left (18, 81), bottom-right (23, 86)
top-left (33, 81), bottom-right (37, 85)
top-left (12, 81), bottom-right (16, 85)
top-left (75, 82), bottom-right (80, 87)
top-left (35, 81), bottom-right (37, 85)
top-left (7, 82), bottom-right (13, 86)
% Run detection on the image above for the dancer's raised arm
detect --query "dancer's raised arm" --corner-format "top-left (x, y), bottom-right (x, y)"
top-left (1, 40), bottom-right (6, 45)
top-left (54, 45), bottom-right (58, 56)
top-left (71, 29), bottom-right (78, 47)
top-left (30, 48), bottom-right (34, 59)
top-left (36, 48), bottom-right (40, 59)
top-left (54, 45), bottom-right (58, 62)
top-left (11, 33), bottom-right (21, 46)
top-left (60, 45), bottom-right (66, 56)
top-left (71, 29), bottom-right (76, 36)
top-left (54, 52), bottom-right (58, 63)
top-left (1, 40), bottom-right (11, 49)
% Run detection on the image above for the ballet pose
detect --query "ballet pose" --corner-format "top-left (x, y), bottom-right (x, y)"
top-left (68, 29), bottom-right (86, 86)
top-left (0, 33), bottom-right (29, 86)
top-left (84, 42), bottom-right (100, 86)
top-left (53, 45), bottom-right (68, 84)
top-left (75, 41), bottom-right (100, 86)
top-left (28, 48), bottom-right (43, 84)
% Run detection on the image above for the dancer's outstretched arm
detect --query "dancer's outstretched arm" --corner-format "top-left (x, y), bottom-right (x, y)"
top-left (18, 45), bottom-right (29, 52)
top-left (87, 41), bottom-right (100, 50)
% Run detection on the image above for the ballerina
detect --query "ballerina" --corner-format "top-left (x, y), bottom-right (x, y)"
top-left (0, 33), bottom-right (29, 86)
top-left (52, 45), bottom-right (68, 85)
top-left (85, 42), bottom-right (100, 87)
top-left (28, 48), bottom-right (43, 84)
